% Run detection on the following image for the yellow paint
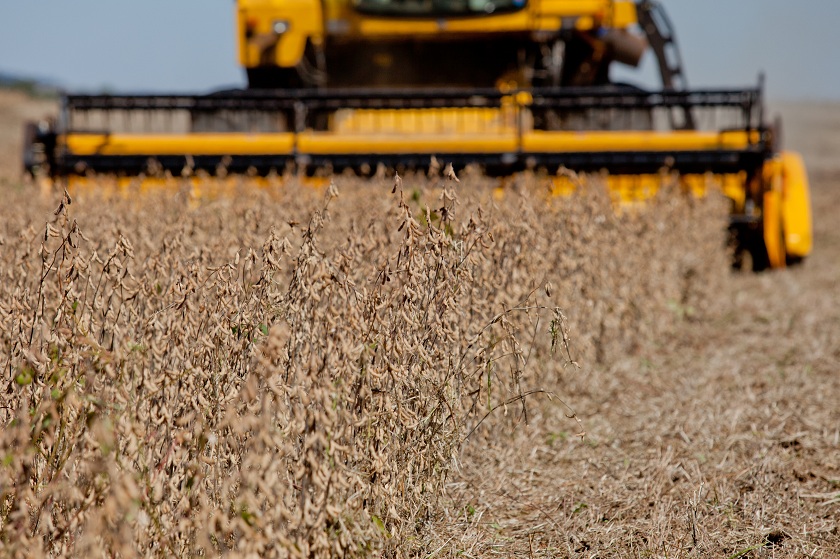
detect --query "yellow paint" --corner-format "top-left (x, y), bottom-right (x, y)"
top-left (548, 172), bottom-right (747, 206)
top-left (61, 129), bottom-right (759, 162)
top-left (297, 132), bottom-right (519, 154)
top-left (237, 0), bottom-right (323, 68)
top-left (61, 174), bottom-right (341, 192)
top-left (779, 151), bottom-right (813, 259)
top-left (56, 174), bottom-right (334, 205)
top-left (63, 133), bottom-right (296, 156)
top-left (610, 1), bottom-right (638, 27)
top-left (331, 107), bottom-right (519, 135)
top-left (355, 12), bottom-right (534, 36)
top-left (762, 183), bottom-right (786, 269)
top-left (238, 0), bottom-right (639, 68)
top-left (523, 130), bottom-right (758, 152)
top-left (759, 152), bottom-right (814, 266)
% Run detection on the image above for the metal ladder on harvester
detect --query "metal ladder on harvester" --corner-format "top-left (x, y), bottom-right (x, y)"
top-left (636, 1), bottom-right (696, 129)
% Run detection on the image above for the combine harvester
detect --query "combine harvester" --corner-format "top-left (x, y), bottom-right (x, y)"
top-left (23, 0), bottom-right (811, 270)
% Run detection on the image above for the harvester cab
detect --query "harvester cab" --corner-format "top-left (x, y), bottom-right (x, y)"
top-left (22, 0), bottom-right (812, 270)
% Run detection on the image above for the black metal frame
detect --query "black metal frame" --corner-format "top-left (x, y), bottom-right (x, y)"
top-left (62, 86), bottom-right (762, 118)
top-left (55, 149), bottom-right (768, 179)
top-left (26, 84), bottom-right (771, 179)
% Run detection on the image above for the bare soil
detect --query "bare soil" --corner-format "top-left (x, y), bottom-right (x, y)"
top-left (0, 91), bottom-right (837, 557)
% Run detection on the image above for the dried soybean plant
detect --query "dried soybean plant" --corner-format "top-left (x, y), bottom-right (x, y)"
top-left (0, 170), bottom-right (728, 558)
top-left (202, 176), bottom-right (578, 557)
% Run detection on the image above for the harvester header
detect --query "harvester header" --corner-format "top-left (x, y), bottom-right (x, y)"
top-left (22, 0), bottom-right (812, 270)
top-left (43, 86), bottom-right (766, 176)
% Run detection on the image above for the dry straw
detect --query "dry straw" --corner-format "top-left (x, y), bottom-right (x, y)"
top-left (0, 171), bottom-right (728, 557)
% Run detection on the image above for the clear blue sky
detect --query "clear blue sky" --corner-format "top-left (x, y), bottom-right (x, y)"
top-left (1, 1), bottom-right (837, 100)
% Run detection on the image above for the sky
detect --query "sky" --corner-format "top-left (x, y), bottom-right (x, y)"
top-left (0, 1), bottom-right (838, 101)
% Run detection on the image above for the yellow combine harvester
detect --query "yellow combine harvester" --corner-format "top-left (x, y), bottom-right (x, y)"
top-left (23, 0), bottom-right (811, 270)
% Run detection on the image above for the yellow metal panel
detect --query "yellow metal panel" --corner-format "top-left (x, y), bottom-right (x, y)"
top-left (550, 172), bottom-right (746, 206)
top-left (779, 151), bottom-right (813, 258)
top-left (536, 0), bottom-right (636, 26)
top-left (297, 132), bottom-right (518, 154)
top-left (331, 107), bottom-right (518, 135)
top-left (355, 12), bottom-right (533, 36)
top-left (275, 32), bottom-right (309, 67)
top-left (61, 174), bottom-right (334, 198)
top-left (321, 0), bottom-right (347, 21)
top-left (522, 130), bottom-right (757, 152)
top-left (610, 1), bottom-right (638, 26)
top-left (538, 0), bottom-right (610, 16)
top-left (763, 187), bottom-right (786, 269)
top-left (354, 19), bottom-right (440, 35)
top-left (63, 134), bottom-right (296, 156)
top-left (606, 173), bottom-right (659, 203)
top-left (239, 0), bottom-right (641, 64)
top-left (532, 16), bottom-right (562, 31)
top-left (719, 172), bottom-right (748, 209)
top-left (237, 0), bottom-right (323, 68)
top-left (574, 16), bottom-right (595, 30)
top-left (676, 172), bottom-right (746, 205)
